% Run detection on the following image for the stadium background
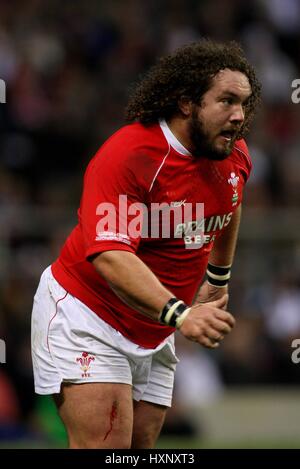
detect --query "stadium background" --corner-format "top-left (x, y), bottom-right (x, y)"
top-left (0, 0), bottom-right (300, 448)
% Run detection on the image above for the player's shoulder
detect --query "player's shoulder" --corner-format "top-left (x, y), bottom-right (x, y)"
top-left (101, 122), bottom-right (167, 156)
top-left (231, 138), bottom-right (252, 172)
top-left (88, 122), bottom-right (170, 191)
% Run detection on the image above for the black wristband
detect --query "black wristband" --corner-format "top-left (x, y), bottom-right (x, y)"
top-left (159, 298), bottom-right (178, 324)
top-left (207, 263), bottom-right (231, 276)
top-left (207, 276), bottom-right (229, 287)
top-left (168, 302), bottom-right (188, 327)
top-left (206, 263), bottom-right (231, 287)
top-left (159, 297), bottom-right (189, 328)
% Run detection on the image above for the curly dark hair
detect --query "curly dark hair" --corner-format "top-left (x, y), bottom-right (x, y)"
top-left (125, 39), bottom-right (261, 139)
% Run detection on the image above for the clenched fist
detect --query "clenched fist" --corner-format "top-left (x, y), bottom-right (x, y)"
top-left (178, 294), bottom-right (235, 348)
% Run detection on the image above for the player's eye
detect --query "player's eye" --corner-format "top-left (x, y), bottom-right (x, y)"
top-left (221, 98), bottom-right (233, 105)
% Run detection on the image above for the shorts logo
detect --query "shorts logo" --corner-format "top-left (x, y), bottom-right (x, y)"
top-left (76, 351), bottom-right (95, 377)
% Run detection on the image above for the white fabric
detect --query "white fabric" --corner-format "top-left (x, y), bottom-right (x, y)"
top-left (159, 118), bottom-right (192, 156)
top-left (31, 267), bottom-right (178, 407)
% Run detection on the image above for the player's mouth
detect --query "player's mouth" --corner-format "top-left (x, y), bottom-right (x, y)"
top-left (218, 129), bottom-right (237, 143)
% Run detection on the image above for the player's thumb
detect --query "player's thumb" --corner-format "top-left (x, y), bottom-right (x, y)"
top-left (212, 294), bottom-right (229, 309)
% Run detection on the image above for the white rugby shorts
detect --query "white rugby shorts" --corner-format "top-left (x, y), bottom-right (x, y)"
top-left (31, 266), bottom-right (178, 407)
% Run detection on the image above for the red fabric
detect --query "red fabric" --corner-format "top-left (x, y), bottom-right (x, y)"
top-left (52, 122), bottom-right (251, 348)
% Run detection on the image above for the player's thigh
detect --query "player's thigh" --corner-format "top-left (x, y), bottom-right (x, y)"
top-left (54, 382), bottom-right (133, 448)
top-left (132, 400), bottom-right (168, 449)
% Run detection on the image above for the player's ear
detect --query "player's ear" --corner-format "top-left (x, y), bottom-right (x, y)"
top-left (178, 96), bottom-right (193, 117)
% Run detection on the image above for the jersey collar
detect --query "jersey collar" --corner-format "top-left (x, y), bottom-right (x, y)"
top-left (159, 119), bottom-right (192, 157)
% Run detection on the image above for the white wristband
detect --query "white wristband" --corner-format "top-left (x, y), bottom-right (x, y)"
top-left (175, 307), bottom-right (191, 328)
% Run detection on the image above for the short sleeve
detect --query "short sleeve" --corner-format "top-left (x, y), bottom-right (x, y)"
top-left (79, 146), bottom-right (148, 261)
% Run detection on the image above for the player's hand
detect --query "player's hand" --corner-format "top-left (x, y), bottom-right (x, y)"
top-left (193, 280), bottom-right (229, 310)
top-left (178, 294), bottom-right (235, 348)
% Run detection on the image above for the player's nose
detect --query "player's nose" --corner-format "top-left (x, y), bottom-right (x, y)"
top-left (229, 104), bottom-right (244, 124)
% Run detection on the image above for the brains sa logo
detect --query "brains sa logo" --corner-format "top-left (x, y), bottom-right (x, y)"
top-left (76, 351), bottom-right (95, 377)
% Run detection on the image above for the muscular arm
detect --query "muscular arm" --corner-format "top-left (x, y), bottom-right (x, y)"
top-left (92, 250), bottom-right (173, 321)
top-left (194, 205), bottom-right (242, 306)
top-left (209, 204), bottom-right (242, 267)
top-left (92, 249), bottom-right (235, 348)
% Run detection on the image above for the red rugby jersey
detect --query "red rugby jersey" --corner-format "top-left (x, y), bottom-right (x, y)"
top-left (52, 120), bottom-right (252, 348)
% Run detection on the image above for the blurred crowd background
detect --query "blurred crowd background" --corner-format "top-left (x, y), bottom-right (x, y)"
top-left (0, 0), bottom-right (300, 446)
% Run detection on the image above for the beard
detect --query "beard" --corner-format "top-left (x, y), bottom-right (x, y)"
top-left (188, 108), bottom-right (234, 160)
